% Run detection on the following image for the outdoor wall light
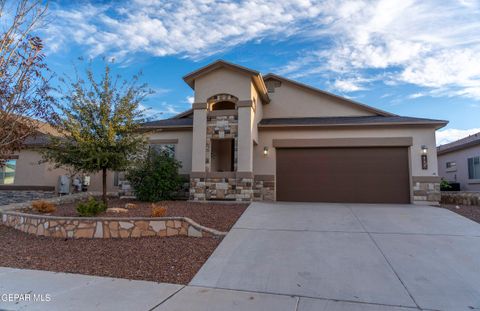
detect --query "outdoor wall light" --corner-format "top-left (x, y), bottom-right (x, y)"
top-left (421, 145), bottom-right (428, 169)
top-left (421, 145), bottom-right (428, 154)
top-left (263, 146), bottom-right (269, 156)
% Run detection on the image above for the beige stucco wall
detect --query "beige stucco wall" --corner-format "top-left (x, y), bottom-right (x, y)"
top-left (263, 81), bottom-right (377, 119)
top-left (191, 109), bottom-right (207, 172)
top-left (254, 126), bottom-right (439, 179)
top-left (438, 146), bottom-right (480, 191)
top-left (194, 68), bottom-right (252, 103)
top-left (145, 129), bottom-right (193, 174)
top-left (10, 149), bottom-right (115, 192)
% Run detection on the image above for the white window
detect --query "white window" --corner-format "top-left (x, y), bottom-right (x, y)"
top-left (150, 144), bottom-right (175, 158)
top-left (468, 156), bottom-right (480, 180)
top-left (0, 159), bottom-right (16, 184)
top-left (446, 161), bottom-right (457, 171)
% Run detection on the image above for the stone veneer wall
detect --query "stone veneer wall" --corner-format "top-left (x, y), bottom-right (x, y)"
top-left (205, 114), bottom-right (238, 172)
top-left (0, 212), bottom-right (226, 239)
top-left (190, 174), bottom-right (253, 202)
top-left (412, 177), bottom-right (441, 204)
top-left (441, 191), bottom-right (480, 206)
top-left (190, 112), bottom-right (254, 201)
top-left (253, 175), bottom-right (275, 201)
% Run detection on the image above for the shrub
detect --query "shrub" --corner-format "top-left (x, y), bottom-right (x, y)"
top-left (31, 200), bottom-right (56, 214)
top-left (151, 203), bottom-right (167, 217)
top-left (77, 197), bottom-right (107, 217)
top-left (440, 179), bottom-right (452, 191)
top-left (127, 149), bottom-right (183, 202)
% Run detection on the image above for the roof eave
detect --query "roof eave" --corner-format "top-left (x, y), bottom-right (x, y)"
top-left (258, 121), bottom-right (448, 129)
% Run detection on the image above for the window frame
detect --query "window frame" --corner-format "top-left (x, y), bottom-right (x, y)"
top-left (467, 156), bottom-right (480, 181)
top-left (149, 143), bottom-right (176, 158)
top-left (445, 161), bottom-right (457, 172)
top-left (0, 159), bottom-right (17, 185)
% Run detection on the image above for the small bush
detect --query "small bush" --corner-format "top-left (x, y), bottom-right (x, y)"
top-left (31, 200), bottom-right (56, 214)
top-left (77, 197), bottom-right (107, 217)
top-left (127, 149), bottom-right (183, 202)
top-left (151, 203), bottom-right (167, 217)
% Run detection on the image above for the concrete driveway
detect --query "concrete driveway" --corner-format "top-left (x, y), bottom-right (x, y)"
top-left (191, 202), bottom-right (480, 311)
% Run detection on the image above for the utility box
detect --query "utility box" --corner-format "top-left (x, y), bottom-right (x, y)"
top-left (58, 175), bottom-right (70, 195)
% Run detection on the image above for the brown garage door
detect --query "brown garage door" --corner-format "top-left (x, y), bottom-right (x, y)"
top-left (276, 147), bottom-right (410, 203)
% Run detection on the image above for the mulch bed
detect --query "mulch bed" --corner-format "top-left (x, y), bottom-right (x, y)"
top-left (0, 224), bottom-right (221, 284)
top-left (24, 199), bottom-right (249, 232)
top-left (438, 204), bottom-right (480, 224)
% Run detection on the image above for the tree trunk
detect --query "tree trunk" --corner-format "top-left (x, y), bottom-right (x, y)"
top-left (102, 167), bottom-right (107, 206)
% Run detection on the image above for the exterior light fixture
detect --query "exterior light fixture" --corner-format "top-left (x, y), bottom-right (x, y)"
top-left (263, 146), bottom-right (269, 156)
top-left (421, 145), bottom-right (428, 169)
top-left (421, 145), bottom-right (428, 154)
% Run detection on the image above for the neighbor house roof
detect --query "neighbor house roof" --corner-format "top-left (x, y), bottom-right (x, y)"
top-left (141, 118), bottom-right (193, 129)
top-left (437, 132), bottom-right (480, 155)
top-left (263, 73), bottom-right (395, 117)
top-left (183, 60), bottom-right (270, 103)
top-left (259, 116), bottom-right (448, 129)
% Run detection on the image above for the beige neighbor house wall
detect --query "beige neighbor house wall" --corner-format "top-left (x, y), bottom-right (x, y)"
top-left (10, 149), bottom-right (116, 192)
top-left (254, 126), bottom-right (439, 204)
top-left (262, 80), bottom-right (377, 119)
top-left (144, 130), bottom-right (193, 174)
top-left (438, 146), bottom-right (480, 191)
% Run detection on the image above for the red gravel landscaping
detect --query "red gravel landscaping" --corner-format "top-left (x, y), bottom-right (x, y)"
top-left (24, 199), bottom-right (249, 232)
top-left (438, 204), bottom-right (480, 224)
top-left (0, 224), bottom-right (220, 284)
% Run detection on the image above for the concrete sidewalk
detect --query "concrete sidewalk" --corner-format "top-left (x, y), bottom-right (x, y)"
top-left (0, 267), bottom-right (418, 311)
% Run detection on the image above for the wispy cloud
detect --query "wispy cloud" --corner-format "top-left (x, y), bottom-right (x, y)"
top-left (44, 0), bottom-right (480, 100)
top-left (45, 0), bottom-right (323, 60)
top-left (436, 128), bottom-right (480, 146)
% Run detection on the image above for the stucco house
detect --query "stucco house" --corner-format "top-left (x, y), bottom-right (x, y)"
top-left (0, 122), bottom-right (115, 193)
top-left (438, 132), bottom-right (480, 191)
top-left (142, 60), bottom-right (447, 204)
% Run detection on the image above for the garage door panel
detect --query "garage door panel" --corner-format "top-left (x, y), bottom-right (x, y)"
top-left (276, 147), bottom-right (410, 203)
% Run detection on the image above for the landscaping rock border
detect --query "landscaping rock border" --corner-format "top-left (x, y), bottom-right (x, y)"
top-left (441, 191), bottom-right (480, 206)
top-left (0, 193), bottom-right (227, 239)
top-left (0, 211), bottom-right (227, 239)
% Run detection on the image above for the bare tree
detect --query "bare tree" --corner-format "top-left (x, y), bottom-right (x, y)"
top-left (0, 0), bottom-right (55, 159)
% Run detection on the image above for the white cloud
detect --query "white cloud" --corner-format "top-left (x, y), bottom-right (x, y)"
top-left (279, 0), bottom-right (480, 99)
top-left (46, 0), bottom-right (324, 59)
top-left (436, 128), bottom-right (480, 146)
top-left (333, 78), bottom-right (366, 92)
top-left (186, 96), bottom-right (194, 104)
top-left (44, 0), bottom-right (480, 100)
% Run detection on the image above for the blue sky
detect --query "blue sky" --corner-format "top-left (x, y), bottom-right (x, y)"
top-left (39, 0), bottom-right (480, 145)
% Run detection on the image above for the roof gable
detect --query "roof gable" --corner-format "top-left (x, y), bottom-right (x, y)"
top-left (263, 73), bottom-right (394, 117)
top-left (183, 60), bottom-right (269, 103)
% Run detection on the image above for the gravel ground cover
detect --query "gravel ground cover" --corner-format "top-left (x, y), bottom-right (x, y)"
top-left (0, 224), bottom-right (221, 284)
top-left (24, 199), bottom-right (249, 232)
top-left (438, 204), bottom-right (480, 224)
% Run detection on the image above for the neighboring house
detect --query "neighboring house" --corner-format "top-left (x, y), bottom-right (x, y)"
top-left (142, 60), bottom-right (447, 204)
top-left (437, 132), bottom-right (480, 191)
top-left (0, 122), bottom-right (115, 193)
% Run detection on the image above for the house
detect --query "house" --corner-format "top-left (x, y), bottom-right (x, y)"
top-left (437, 132), bottom-right (480, 191)
top-left (0, 122), bottom-right (115, 193)
top-left (142, 60), bottom-right (447, 204)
